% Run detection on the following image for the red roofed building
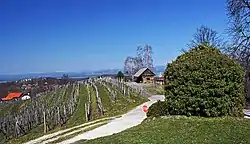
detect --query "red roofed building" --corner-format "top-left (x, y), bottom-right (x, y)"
top-left (1, 92), bottom-right (23, 101)
top-left (155, 72), bottom-right (164, 85)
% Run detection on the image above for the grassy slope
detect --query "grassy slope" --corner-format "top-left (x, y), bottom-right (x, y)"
top-left (62, 84), bottom-right (73, 105)
top-left (145, 83), bottom-right (164, 95)
top-left (5, 83), bottom-right (148, 144)
top-left (66, 84), bottom-right (88, 128)
top-left (1, 90), bottom-right (64, 143)
top-left (6, 86), bottom-right (74, 144)
top-left (0, 90), bottom-right (59, 117)
top-left (80, 117), bottom-right (250, 144)
top-left (97, 84), bottom-right (148, 117)
top-left (96, 84), bottom-right (113, 117)
top-left (97, 84), bottom-right (130, 117)
top-left (47, 88), bottom-right (64, 107)
top-left (89, 85), bottom-right (99, 120)
top-left (0, 101), bottom-right (26, 116)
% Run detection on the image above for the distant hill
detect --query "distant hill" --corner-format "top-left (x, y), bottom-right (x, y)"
top-left (0, 66), bottom-right (165, 82)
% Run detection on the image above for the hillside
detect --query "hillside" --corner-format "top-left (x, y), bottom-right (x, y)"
top-left (80, 116), bottom-right (250, 144)
top-left (0, 77), bottom-right (71, 99)
top-left (0, 78), bottom-right (148, 144)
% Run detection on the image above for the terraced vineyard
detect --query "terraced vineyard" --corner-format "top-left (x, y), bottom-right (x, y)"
top-left (0, 78), bottom-right (148, 144)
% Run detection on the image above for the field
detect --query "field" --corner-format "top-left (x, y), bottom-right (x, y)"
top-left (0, 78), bottom-right (148, 144)
top-left (80, 116), bottom-right (250, 144)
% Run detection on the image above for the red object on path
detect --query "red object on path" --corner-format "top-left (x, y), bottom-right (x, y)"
top-left (142, 105), bottom-right (148, 113)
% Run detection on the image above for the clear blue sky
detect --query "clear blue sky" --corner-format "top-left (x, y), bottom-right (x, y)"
top-left (0, 0), bottom-right (228, 74)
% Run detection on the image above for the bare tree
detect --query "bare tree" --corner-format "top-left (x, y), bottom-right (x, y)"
top-left (124, 44), bottom-right (154, 75)
top-left (188, 25), bottom-right (226, 49)
top-left (124, 56), bottom-right (137, 76)
top-left (136, 45), bottom-right (144, 70)
top-left (143, 44), bottom-right (154, 71)
top-left (226, 0), bottom-right (250, 104)
top-left (226, 0), bottom-right (250, 67)
top-left (136, 44), bottom-right (154, 70)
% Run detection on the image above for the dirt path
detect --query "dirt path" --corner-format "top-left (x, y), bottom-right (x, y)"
top-left (244, 109), bottom-right (250, 119)
top-left (40, 121), bottom-right (109, 144)
top-left (58, 95), bottom-right (165, 144)
top-left (24, 116), bottom-right (118, 144)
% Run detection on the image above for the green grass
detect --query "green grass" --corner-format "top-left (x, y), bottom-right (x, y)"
top-left (40, 91), bottom-right (55, 104)
top-left (97, 83), bottom-right (148, 117)
top-left (145, 84), bottom-right (164, 95)
top-left (7, 124), bottom-right (44, 144)
top-left (89, 85), bottom-right (100, 120)
top-left (7, 116), bottom-right (119, 144)
top-left (96, 84), bottom-right (113, 117)
top-left (0, 99), bottom-right (31, 117)
top-left (0, 87), bottom-right (66, 117)
top-left (3, 82), bottom-right (149, 144)
top-left (0, 101), bottom-right (20, 116)
top-left (62, 84), bottom-right (74, 105)
top-left (47, 88), bottom-right (64, 108)
top-left (79, 116), bottom-right (250, 144)
top-left (66, 84), bottom-right (88, 128)
top-left (5, 86), bottom-right (75, 144)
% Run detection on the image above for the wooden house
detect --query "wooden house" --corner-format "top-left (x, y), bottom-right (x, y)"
top-left (133, 68), bottom-right (155, 83)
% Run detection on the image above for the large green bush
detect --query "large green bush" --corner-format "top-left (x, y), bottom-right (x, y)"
top-left (149, 45), bottom-right (245, 117)
top-left (147, 101), bottom-right (167, 117)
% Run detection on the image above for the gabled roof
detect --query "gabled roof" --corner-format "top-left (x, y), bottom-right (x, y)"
top-left (1, 92), bottom-right (22, 101)
top-left (134, 68), bottom-right (155, 77)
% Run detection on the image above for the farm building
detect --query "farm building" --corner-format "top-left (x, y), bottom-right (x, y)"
top-left (133, 68), bottom-right (155, 83)
top-left (21, 95), bottom-right (31, 100)
top-left (1, 92), bottom-right (23, 101)
top-left (100, 74), bottom-right (117, 79)
top-left (155, 72), bottom-right (164, 85)
top-left (124, 75), bottom-right (132, 82)
top-left (155, 77), bottom-right (164, 85)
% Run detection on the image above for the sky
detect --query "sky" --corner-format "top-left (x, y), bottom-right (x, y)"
top-left (0, 0), bottom-right (229, 74)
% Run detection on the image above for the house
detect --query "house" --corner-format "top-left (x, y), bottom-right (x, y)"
top-left (21, 95), bottom-right (31, 100)
top-left (155, 72), bottom-right (164, 85)
top-left (124, 75), bottom-right (132, 82)
top-left (100, 74), bottom-right (117, 79)
top-left (133, 68), bottom-right (155, 83)
top-left (1, 92), bottom-right (23, 101)
top-left (155, 77), bottom-right (164, 85)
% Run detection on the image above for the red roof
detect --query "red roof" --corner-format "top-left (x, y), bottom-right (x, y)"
top-left (155, 77), bottom-right (164, 81)
top-left (2, 92), bottom-right (22, 101)
top-left (159, 77), bottom-right (164, 80)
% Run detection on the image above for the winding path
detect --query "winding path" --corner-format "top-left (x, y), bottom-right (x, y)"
top-left (58, 95), bottom-right (165, 144)
top-left (244, 109), bottom-right (250, 119)
top-left (24, 117), bottom-right (118, 144)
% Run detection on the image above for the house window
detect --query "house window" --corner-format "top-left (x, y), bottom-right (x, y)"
top-left (147, 78), bottom-right (150, 80)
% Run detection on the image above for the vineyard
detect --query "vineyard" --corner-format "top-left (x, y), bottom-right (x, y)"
top-left (0, 78), bottom-right (148, 143)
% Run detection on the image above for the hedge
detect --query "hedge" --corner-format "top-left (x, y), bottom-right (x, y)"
top-left (148, 45), bottom-right (245, 117)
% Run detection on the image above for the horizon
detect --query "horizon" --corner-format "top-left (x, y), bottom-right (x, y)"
top-left (0, 0), bottom-right (228, 74)
top-left (0, 65), bottom-right (165, 75)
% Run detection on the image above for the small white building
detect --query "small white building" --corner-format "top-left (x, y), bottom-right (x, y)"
top-left (21, 94), bottom-right (31, 101)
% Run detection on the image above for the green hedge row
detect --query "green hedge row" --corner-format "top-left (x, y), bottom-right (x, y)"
top-left (148, 45), bottom-right (245, 117)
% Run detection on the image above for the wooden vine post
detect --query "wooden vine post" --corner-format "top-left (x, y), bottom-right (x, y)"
top-left (43, 110), bottom-right (46, 133)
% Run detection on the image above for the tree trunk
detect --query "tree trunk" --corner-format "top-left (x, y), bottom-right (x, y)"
top-left (245, 70), bottom-right (250, 106)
